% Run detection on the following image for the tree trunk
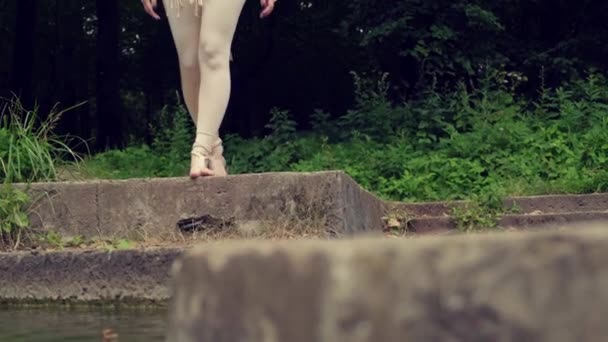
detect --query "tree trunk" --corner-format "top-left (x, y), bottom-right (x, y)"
top-left (95, 0), bottom-right (122, 150)
top-left (10, 0), bottom-right (38, 108)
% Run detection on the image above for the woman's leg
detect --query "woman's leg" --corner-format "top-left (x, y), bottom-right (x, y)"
top-left (190, 0), bottom-right (246, 177)
top-left (163, 1), bottom-right (201, 123)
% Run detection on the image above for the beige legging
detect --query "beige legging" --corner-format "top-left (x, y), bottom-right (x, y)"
top-left (163, 0), bottom-right (246, 149)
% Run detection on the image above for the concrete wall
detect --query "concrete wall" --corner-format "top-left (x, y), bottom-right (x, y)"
top-left (167, 227), bottom-right (608, 342)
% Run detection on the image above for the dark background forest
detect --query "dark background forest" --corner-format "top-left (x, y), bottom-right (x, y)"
top-left (2, 0), bottom-right (607, 149)
top-left (0, 0), bottom-right (607, 203)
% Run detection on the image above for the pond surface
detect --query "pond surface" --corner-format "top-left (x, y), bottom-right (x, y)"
top-left (0, 306), bottom-right (167, 341)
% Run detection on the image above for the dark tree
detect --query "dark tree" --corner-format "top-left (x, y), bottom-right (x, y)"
top-left (96, 0), bottom-right (122, 150)
top-left (51, 0), bottom-right (91, 141)
top-left (9, 0), bottom-right (38, 107)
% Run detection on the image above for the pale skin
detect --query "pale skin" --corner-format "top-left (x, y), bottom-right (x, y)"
top-left (142, 0), bottom-right (276, 178)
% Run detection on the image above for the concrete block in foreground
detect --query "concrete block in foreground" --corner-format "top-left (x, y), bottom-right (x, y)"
top-left (168, 227), bottom-right (608, 342)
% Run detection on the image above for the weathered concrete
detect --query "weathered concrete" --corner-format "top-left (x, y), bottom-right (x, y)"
top-left (168, 226), bottom-right (608, 342)
top-left (0, 248), bottom-right (181, 304)
top-left (19, 172), bottom-right (608, 239)
top-left (406, 212), bottom-right (608, 233)
top-left (23, 171), bottom-right (385, 239)
top-left (385, 192), bottom-right (608, 233)
top-left (507, 192), bottom-right (608, 214)
top-left (387, 192), bottom-right (608, 218)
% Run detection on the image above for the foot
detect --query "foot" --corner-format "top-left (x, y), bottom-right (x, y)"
top-left (190, 138), bottom-right (228, 178)
top-left (209, 138), bottom-right (228, 177)
top-left (190, 143), bottom-right (215, 178)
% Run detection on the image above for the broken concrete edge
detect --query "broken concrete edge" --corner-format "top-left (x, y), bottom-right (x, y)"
top-left (0, 247), bottom-right (184, 306)
top-left (385, 192), bottom-right (608, 218)
top-left (166, 226), bottom-right (608, 342)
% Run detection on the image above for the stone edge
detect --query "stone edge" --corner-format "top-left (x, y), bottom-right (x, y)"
top-left (0, 248), bottom-right (183, 305)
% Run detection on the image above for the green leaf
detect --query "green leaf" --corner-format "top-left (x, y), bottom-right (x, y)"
top-left (13, 212), bottom-right (29, 228)
top-left (114, 239), bottom-right (134, 250)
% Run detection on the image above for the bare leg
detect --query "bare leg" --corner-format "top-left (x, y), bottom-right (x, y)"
top-left (189, 0), bottom-right (246, 177)
top-left (163, 0), bottom-right (201, 123)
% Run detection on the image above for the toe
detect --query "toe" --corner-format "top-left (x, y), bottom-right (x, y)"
top-left (201, 168), bottom-right (215, 177)
top-left (190, 167), bottom-right (214, 178)
top-left (189, 170), bottom-right (200, 178)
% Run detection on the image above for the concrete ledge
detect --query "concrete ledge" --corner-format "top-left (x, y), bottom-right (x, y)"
top-left (408, 212), bottom-right (608, 233)
top-left (168, 227), bottom-right (608, 342)
top-left (387, 192), bottom-right (608, 218)
top-left (23, 171), bottom-right (385, 239)
top-left (0, 248), bottom-right (181, 304)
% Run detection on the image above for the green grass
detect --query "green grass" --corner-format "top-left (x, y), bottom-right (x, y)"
top-left (82, 70), bottom-right (608, 203)
top-left (0, 97), bottom-right (83, 183)
top-left (0, 96), bottom-right (83, 248)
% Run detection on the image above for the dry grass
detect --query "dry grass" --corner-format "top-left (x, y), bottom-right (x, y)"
top-left (168, 212), bottom-right (330, 245)
top-left (13, 211), bottom-right (333, 252)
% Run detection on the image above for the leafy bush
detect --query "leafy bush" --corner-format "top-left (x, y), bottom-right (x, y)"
top-left (0, 183), bottom-right (30, 248)
top-left (85, 103), bottom-right (194, 178)
top-left (84, 69), bottom-right (608, 203)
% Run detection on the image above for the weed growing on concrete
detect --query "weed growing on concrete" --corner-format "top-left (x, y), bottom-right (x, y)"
top-left (382, 208), bottom-right (413, 237)
top-left (0, 183), bottom-right (30, 249)
top-left (35, 230), bottom-right (136, 251)
top-left (0, 97), bottom-right (86, 250)
top-left (39, 230), bottom-right (64, 249)
top-left (35, 231), bottom-right (89, 250)
top-left (451, 189), bottom-right (505, 232)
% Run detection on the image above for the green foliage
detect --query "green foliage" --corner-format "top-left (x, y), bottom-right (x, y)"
top-left (0, 183), bottom-right (30, 247)
top-left (225, 108), bottom-right (300, 174)
top-left (341, 0), bottom-right (507, 86)
top-left (0, 97), bottom-right (82, 249)
top-left (290, 69), bottom-right (608, 202)
top-left (150, 102), bottom-right (196, 175)
top-left (451, 186), bottom-right (507, 231)
top-left (36, 230), bottom-right (135, 251)
top-left (7, 0), bottom-right (608, 147)
top-left (107, 238), bottom-right (135, 251)
top-left (83, 68), bottom-right (608, 205)
top-left (337, 71), bottom-right (408, 140)
top-left (85, 102), bottom-right (194, 178)
top-left (84, 146), bottom-right (160, 179)
top-left (0, 97), bottom-right (82, 183)
top-left (39, 230), bottom-right (65, 250)
top-left (340, 0), bottom-right (608, 92)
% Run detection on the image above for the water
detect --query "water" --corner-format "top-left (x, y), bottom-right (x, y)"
top-left (0, 307), bottom-right (167, 341)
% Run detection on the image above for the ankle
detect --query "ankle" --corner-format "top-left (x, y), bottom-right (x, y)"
top-left (194, 131), bottom-right (217, 147)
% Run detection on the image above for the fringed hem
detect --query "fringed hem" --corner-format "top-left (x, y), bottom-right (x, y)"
top-left (168, 0), bottom-right (204, 17)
